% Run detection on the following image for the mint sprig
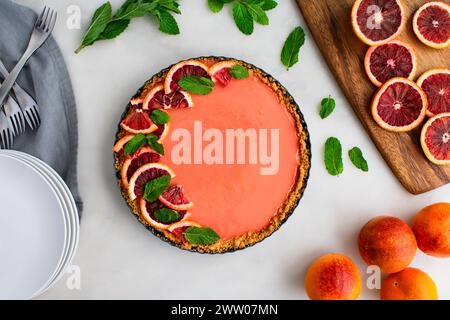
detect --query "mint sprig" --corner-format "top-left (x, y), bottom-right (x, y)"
top-left (320, 95), bottom-right (336, 119)
top-left (123, 132), bottom-right (165, 156)
top-left (179, 76), bottom-right (215, 95)
top-left (281, 26), bottom-right (306, 70)
top-left (154, 208), bottom-right (180, 223)
top-left (324, 137), bottom-right (343, 176)
top-left (230, 65), bottom-right (249, 79)
top-left (349, 147), bottom-right (369, 172)
top-left (144, 175), bottom-right (171, 203)
top-left (183, 227), bottom-right (220, 245)
top-left (151, 109), bottom-right (170, 125)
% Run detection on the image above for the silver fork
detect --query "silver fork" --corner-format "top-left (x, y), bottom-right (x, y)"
top-left (0, 59), bottom-right (40, 130)
top-left (0, 110), bottom-right (14, 149)
top-left (0, 6), bottom-right (57, 134)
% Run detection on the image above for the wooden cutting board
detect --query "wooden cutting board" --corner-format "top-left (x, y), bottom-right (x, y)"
top-left (297, 0), bottom-right (450, 194)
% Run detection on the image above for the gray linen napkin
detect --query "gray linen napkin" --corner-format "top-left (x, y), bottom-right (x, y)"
top-left (0, 0), bottom-right (83, 215)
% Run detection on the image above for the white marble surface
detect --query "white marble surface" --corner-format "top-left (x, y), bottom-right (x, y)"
top-left (15, 0), bottom-right (450, 300)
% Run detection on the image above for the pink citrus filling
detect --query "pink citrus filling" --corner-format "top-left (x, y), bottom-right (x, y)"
top-left (160, 74), bottom-right (300, 239)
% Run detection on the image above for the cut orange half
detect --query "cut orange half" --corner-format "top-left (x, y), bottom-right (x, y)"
top-left (421, 112), bottom-right (450, 165)
top-left (413, 2), bottom-right (450, 49)
top-left (417, 68), bottom-right (450, 117)
top-left (164, 60), bottom-right (211, 94)
top-left (372, 77), bottom-right (428, 132)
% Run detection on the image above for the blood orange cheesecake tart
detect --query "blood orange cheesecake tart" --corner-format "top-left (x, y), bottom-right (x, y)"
top-left (113, 57), bottom-right (310, 253)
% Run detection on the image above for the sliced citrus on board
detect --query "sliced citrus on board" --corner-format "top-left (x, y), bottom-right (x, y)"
top-left (417, 68), bottom-right (450, 117)
top-left (164, 60), bottom-right (211, 94)
top-left (421, 112), bottom-right (450, 165)
top-left (351, 0), bottom-right (406, 46)
top-left (209, 61), bottom-right (237, 86)
top-left (121, 147), bottom-right (161, 188)
top-left (159, 185), bottom-right (194, 211)
top-left (372, 77), bottom-right (428, 132)
top-left (413, 1), bottom-right (450, 49)
top-left (113, 135), bottom-right (135, 154)
top-left (139, 198), bottom-right (189, 230)
top-left (168, 221), bottom-right (200, 243)
top-left (143, 84), bottom-right (193, 110)
top-left (364, 40), bottom-right (417, 87)
top-left (120, 109), bottom-right (158, 134)
top-left (128, 163), bottom-right (176, 200)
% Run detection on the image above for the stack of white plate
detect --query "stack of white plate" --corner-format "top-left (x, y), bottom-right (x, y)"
top-left (0, 150), bottom-right (79, 299)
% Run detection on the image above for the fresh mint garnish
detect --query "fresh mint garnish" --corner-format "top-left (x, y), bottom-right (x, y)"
top-left (154, 208), bottom-right (180, 223)
top-left (320, 96), bottom-right (336, 119)
top-left (151, 109), bottom-right (170, 125)
top-left (183, 227), bottom-right (220, 245)
top-left (281, 26), bottom-right (306, 70)
top-left (324, 137), bottom-right (343, 176)
top-left (154, 8), bottom-right (180, 35)
top-left (178, 76), bottom-right (215, 95)
top-left (124, 133), bottom-right (147, 155)
top-left (208, 0), bottom-right (225, 13)
top-left (349, 147), bottom-right (369, 172)
top-left (261, 0), bottom-right (278, 10)
top-left (230, 65), bottom-right (249, 79)
top-left (144, 175), bottom-right (171, 203)
top-left (233, 2), bottom-right (254, 35)
top-left (147, 134), bottom-right (165, 155)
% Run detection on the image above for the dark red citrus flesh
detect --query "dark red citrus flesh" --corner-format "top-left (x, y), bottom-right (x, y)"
top-left (122, 110), bottom-right (154, 130)
top-left (160, 185), bottom-right (191, 207)
top-left (417, 5), bottom-right (450, 44)
top-left (357, 0), bottom-right (403, 42)
top-left (144, 200), bottom-right (186, 225)
top-left (171, 226), bottom-right (190, 243)
top-left (377, 82), bottom-right (423, 126)
top-left (126, 150), bottom-right (161, 182)
top-left (169, 65), bottom-right (210, 92)
top-left (153, 124), bottom-right (166, 140)
top-left (369, 43), bottom-right (413, 83)
top-left (133, 170), bottom-right (171, 198)
top-left (421, 73), bottom-right (450, 115)
top-left (213, 68), bottom-right (232, 86)
top-left (424, 116), bottom-right (450, 161)
top-left (148, 88), bottom-right (190, 109)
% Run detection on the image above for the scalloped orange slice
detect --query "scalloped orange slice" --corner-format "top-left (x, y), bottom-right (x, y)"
top-left (164, 60), bottom-right (211, 94)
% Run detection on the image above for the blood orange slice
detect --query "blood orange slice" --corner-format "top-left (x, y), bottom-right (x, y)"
top-left (121, 147), bottom-right (161, 188)
top-left (113, 135), bottom-right (135, 154)
top-left (139, 199), bottom-right (189, 230)
top-left (128, 163), bottom-right (176, 200)
top-left (209, 61), bottom-right (236, 86)
top-left (164, 60), bottom-right (211, 94)
top-left (130, 97), bottom-right (143, 108)
top-left (143, 85), bottom-right (193, 110)
top-left (351, 0), bottom-right (406, 46)
top-left (413, 2), bottom-right (450, 49)
top-left (154, 123), bottom-right (170, 143)
top-left (168, 221), bottom-right (200, 243)
top-left (421, 113), bottom-right (450, 165)
top-left (417, 69), bottom-right (450, 117)
top-left (364, 41), bottom-right (417, 87)
top-left (372, 77), bottom-right (428, 132)
top-left (159, 185), bottom-right (194, 211)
top-left (120, 109), bottom-right (158, 134)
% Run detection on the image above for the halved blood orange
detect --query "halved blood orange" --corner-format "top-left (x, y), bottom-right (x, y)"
top-left (159, 185), bottom-right (194, 211)
top-left (139, 198), bottom-right (189, 230)
top-left (121, 147), bottom-right (161, 188)
top-left (417, 68), bottom-right (450, 117)
top-left (209, 61), bottom-right (236, 86)
top-left (164, 60), bottom-right (211, 94)
top-left (143, 84), bottom-right (193, 110)
top-left (128, 163), bottom-right (176, 200)
top-left (421, 113), bottom-right (450, 165)
top-left (113, 134), bottom-right (135, 154)
top-left (168, 221), bottom-right (200, 243)
top-left (364, 40), bottom-right (417, 87)
top-left (120, 109), bottom-right (158, 134)
top-left (351, 0), bottom-right (406, 46)
top-left (413, 2), bottom-right (450, 49)
top-left (372, 77), bottom-right (428, 132)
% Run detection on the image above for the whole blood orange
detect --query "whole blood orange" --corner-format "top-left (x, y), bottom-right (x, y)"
top-left (381, 268), bottom-right (438, 300)
top-left (413, 1), bottom-right (450, 49)
top-left (417, 68), bottom-right (450, 117)
top-left (421, 113), bottom-right (450, 165)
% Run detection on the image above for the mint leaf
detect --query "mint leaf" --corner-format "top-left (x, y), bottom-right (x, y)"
top-left (75, 2), bottom-right (112, 53)
top-left (233, 2), bottom-right (254, 35)
top-left (151, 109), bottom-right (170, 124)
top-left (208, 0), bottom-right (224, 13)
top-left (100, 19), bottom-right (130, 39)
top-left (320, 95), bottom-right (336, 119)
top-left (147, 134), bottom-right (165, 155)
top-left (113, 0), bottom-right (155, 20)
top-left (124, 133), bottom-right (146, 155)
top-left (230, 65), bottom-right (249, 79)
top-left (154, 208), bottom-right (180, 223)
top-left (153, 0), bottom-right (181, 14)
top-left (281, 26), bottom-right (306, 70)
top-left (262, 0), bottom-right (278, 10)
top-left (183, 227), bottom-right (220, 245)
top-left (247, 3), bottom-right (269, 25)
top-left (144, 175), bottom-right (171, 203)
top-left (324, 137), bottom-right (343, 176)
top-left (349, 147), bottom-right (369, 172)
top-left (155, 9), bottom-right (180, 35)
top-left (178, 76), bottom-right (215, 95)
